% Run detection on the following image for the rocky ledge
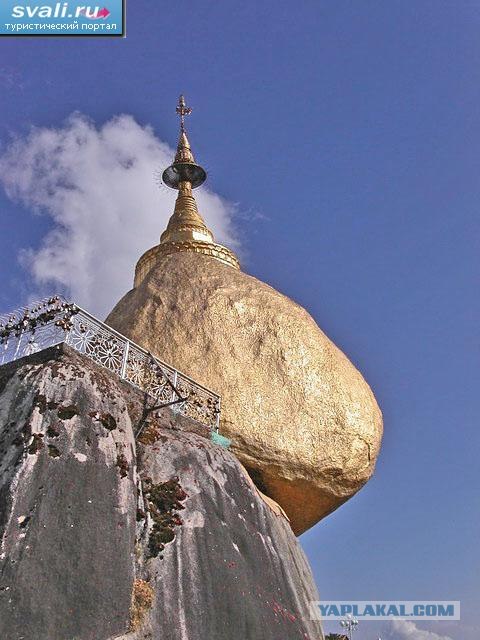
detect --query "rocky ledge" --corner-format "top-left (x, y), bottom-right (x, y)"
top-left (0, 345), bottom-right (323, 640)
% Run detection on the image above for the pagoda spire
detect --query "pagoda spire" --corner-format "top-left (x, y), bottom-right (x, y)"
top-left (162, 95), bottom-right (207, 189)
top-left (173, 95), bottom-right (196, 164)
top-left (144, 94), bottom-right (239, 274)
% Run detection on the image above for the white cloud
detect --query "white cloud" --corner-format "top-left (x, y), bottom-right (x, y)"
top-left (0, 112), bottom-right (239, 317)
top-left (383, 620), bottom-right (454, 640)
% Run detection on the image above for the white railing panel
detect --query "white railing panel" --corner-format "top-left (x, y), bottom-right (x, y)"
top-left (0, 296), bottom-right (220, 432)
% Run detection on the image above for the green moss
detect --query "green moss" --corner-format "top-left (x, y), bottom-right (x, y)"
top-left (143, 477), bottom-right (187, 558)
top-left (57, 405), bottom-right (78, 420)
top-left (137, 423), bottom-right (161, 445)
top-left (48, 444), bottom-right (61, 458)
top-left (116, 453), bottom-right (129, 478)
top-left (27, 433), bottom-right (44, 455)
top-left (47, 421), bottom-right (61, 438)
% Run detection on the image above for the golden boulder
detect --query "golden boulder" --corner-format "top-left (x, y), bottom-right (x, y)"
top-left (106, 250), bottom-right (382, 534)
top-left (106, 96), bottom-right (383, 534)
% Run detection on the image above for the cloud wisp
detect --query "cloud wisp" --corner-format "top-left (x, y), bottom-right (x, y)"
top-left (383, 620), bottom-right (454, 640)
top-left (0, 112), bottom-right (239, 317)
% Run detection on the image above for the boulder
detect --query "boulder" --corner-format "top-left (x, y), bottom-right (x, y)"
top-left (106, 251), bottom-right (383, 534)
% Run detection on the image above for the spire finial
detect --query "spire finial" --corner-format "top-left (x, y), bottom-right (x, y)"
top-left (147, 95), bottom-right (240, 274)
top-left (176, 95), bottom-right (192, 134)
top-left (162, 94), bottom-right (206, 190)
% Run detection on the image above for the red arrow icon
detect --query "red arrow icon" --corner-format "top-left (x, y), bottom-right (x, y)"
top-left (79, 7), bottom-right (110, 19)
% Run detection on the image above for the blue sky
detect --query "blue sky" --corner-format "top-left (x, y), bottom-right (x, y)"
top-left (0, 2), bottom-right (478, 638)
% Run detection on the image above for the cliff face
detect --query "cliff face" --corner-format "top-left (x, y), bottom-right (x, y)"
top-left (0, 346), bottom-right (323, 640)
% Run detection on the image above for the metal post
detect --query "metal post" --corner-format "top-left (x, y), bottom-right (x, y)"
top-left (172, 370), bottom-right (178, 403)
top-left (65, 322), bottom-right (73, 349)
top-left (340, 615), bottom-right (358, 640)
top-left (12, 332), bottom-right (23, 361)
top-left (216, 396), bottom-right (221, 433)
top-left (120, 340), bottom-right (130, 379)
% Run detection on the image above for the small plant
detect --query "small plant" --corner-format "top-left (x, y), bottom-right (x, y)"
top-left (142, 477), bottom-right (187, 558)
top-left (129, 579), bottom-right (154, 631)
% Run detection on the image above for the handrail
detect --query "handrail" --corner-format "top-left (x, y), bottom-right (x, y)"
top-left (0, 296), bottom-right (220, 432)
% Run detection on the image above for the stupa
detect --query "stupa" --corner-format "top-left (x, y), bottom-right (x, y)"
top-left (107, 96), bottom-right (383, 535)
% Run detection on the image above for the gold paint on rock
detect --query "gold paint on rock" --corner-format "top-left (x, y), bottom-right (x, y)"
top-left (106, 251), bottom-right (383, 535)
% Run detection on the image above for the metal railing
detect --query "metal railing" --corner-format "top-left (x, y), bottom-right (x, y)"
top-left (0, 296), bottom-right (220, 432)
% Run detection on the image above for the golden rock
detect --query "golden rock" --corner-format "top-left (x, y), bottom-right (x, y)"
top-left (106, 96), bottom-right (383, 534)
top-left (106, 250), bottom-right (383, 534)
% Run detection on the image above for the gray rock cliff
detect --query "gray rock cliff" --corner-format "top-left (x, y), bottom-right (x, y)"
top-left (0, 346), bottom-right (323, 640)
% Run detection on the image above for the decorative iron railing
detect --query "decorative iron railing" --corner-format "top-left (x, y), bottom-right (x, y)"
top-left (0, 296), bottom-right (220, 432)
